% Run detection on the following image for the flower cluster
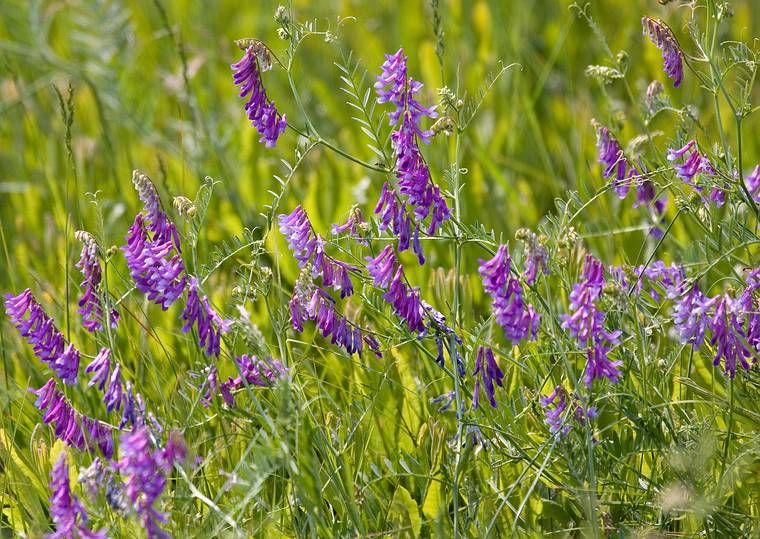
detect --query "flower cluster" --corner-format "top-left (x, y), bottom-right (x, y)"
top-left (5, 289), bottom-right (80, 384)
top-left (642, 17), bottom-right (683, 88)
top-left (366, 245), bottom-right (425, 333)
top-left (562, 255), bottom-right (622, 386)
top-left (516, 228), bottom-right (549, 285)
top-left (116, 427), bottom-right (186, 539)
top-left (375, 48), bottom-right (450, 264)
top-left (667, 141), bottom-right (725, 205)
top-left (85, 347), bottom-right (126, 416)
top-left (478, 245), bottom-right (539, 344)
top-left (472, 345), bottom-right (504, 409)
top-left (123, 171), bottom-right (187, 309)
top-left (332, 205), bottom-right (368, 244)
top-left (279, 206), bottom-right (357, 298)
top-left (31, 378), bottom-right (114, 458)
top-left (46, 453), bottom-right (105, 539)
top-left (232, 42), bottom-right (287, 148)
top-left (420, 300), bottom-right (464, 375)
top-left (609, 260), bottom-right (685, 301)
top-left (75, 231), bottom-right (119, 332)
top-left (219, 355), bottom-right (288, 406)
top-left (540, 386), bottom-right (598, 438)
top-left (180, 277), bottom-right (231, 357)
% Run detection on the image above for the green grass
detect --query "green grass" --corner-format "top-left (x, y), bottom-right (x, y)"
top-left (1, 0), bottom-right (760, 537)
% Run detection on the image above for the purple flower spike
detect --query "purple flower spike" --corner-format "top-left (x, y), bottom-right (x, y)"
top-left (366, 245), bottom-right (398, 288)
top-left (86, 347), bottom-right (111, 391)
top-left (516, 228), bottom-right (549, 285)
top-left (217, 355), bottom-right (288, 406)
top-left (479, 245), bottom-right (540, 344)
top-left (181, 277), bottom-right (231, 357)
top-left (46, 453), bottom-right (105, 539)
top-left (540, 386), bottom-right (571, 437)
top-left (104, 363), bottom-right (123, 412)
top-left (232, 44), bottom-right (286, 148)
top-left (332, 206), bottom-right (368, 244)
top-left (75, 231), bottom-right (119, 332)
top-left (642, 17), bottom-right (684, 87)
top-left (123, 171), bottom-right (187, 310)
top-left (672, 283), bottom-right (716, 347)
top-left (53, 343), bottom-right (80, 386)
top-left (709, 295), bottom-right (752, 378)
top-left (472, 346), bottom-right (504, 409)
top-left (117, 426), bottom-right (171, 539)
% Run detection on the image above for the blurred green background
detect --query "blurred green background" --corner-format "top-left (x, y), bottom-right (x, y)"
top-left (2, 0), bottom-right (760, 536)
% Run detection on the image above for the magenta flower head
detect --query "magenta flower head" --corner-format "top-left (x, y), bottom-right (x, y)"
top-left (180, 277), bottom-right (231, 357)
top-left (642, 17), bottom-right (683, 87)
top-left (46, 453), bottom-right (105, 539)
top-left (540, 386), bottom-right (571, 437)
top-left (123, 171), bottom-right (187, 310)
top-left (472, 346), bottom-right (504, 409)
top-left (709, 295), bottom-right (752, 378)
top-left (232, 40), bottom-right (286, 148)
top-left (4, 289), bottom-right (80, 384)
top-left (75, 231), bottom-right (119, 332)
top-left (478, 245), bottom-right (540, 344)
top-left (593, 120), bottom-right (639, 199)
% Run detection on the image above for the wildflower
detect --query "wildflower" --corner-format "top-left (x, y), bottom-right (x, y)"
top-left (104, 363), bottom-right (123, 412)
top-left (120, 381), bottom-right (138, 429)
top-left (709, 295), bottom-right (752, 378)
top-left (123, 171), bottom-right (187, 310)
top-left (375, 48), bottom-right (450, 257)
top-left (332, 205), bottom-right (368, 244)
top-left (117, 427), bottom-right (173, 539)
top-left (642, 17), bottom-right (683, 87)
top-left (75, 231), bottom-right (119, 332)
top-left (516, 228), bottom-right (550, 285)
top-left (562, 254), bottom-right (622, 386)
top-left (231, 43), bottom-right (287, 147)
top-left (46, 453), bottom-right (105, 539)
top-left (746, 165), bottom-right (760, 202)
top-left (85, 347), bottom-right (111, 391)
top-left (472, 346), bottom-right (504, 409)
top-left (478, 245), bottom-right (540, 344)
top-left (180, 277), bottom-right (231, 357)
top-left (218, 355), bottom-right (287, 406)
top-left (593, 121), bottom-right (639, 199)
top-left (30, 378), bottom-right (114, 458)
top-left (429, 391), bottom-right (455, 412)
top-left (420, 300), bottom-right (465, 375)
top-left (4, 290), bottom-right (80, 384)
top-left (672, 283), bottom-right (716, 347)
top-left (540, 386), bottom-right (571, 437)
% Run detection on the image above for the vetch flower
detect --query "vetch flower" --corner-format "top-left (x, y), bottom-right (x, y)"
top-left (123, 171), bottom-right (187, 310)
top-left (516, 228), bottom-right (549, 285)
top-left (218, 355), bottom-right (288, 406)
top-left (75, 231), bottom-right (119, 332)
top-left (180, 277), bottom-right (231, 357)
top-left (708, 294), bottom-right (752, 378)
top-left (478, 245), bottom-right (540, 344)
top-left (232, 42), bottom-right (286, 148)
top-left (672, 283), bottom-right (716, 347)
top-left (593, 120), bottom-right (639, 199)
top-left (46, 453), bottom-right (105, 539)
top-left (30, 378), bottom-right (114, 458)
top-left (104, 363), bottom-right (123, 413)
top-left (642, 17), bottom-right (684, 87)
top-left (85, 347), bottom-right (111, 391)
top-left (746, 165), bottom-right (760, 202)
top-left (4, 290), bottom-right (80, 384)
top-left (472, 346), bottom-right (504, 409)
top-left (332, 205), bottom-right (368, 244)
top-left (540, 386), bottom-right (571, 437)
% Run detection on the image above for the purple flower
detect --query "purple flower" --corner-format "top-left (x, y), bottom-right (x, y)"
top-left (123, 172), bottom-right (187, 310)
top-left (104, 363), bottom-right (123, 412)
top-left (478, 245), bottom-right (540, 344)
top-left (746, 165), bottom-right (760, 202)
top-left (375, 48), bottom-right (450, 257)
top-left (120, 381), bottom-right (139, 430)
top-left (75, 231), bottom-right (119, 332)
top-left (218, 355), bottom-right (288, 406)
top-left (232, 44), bottom-right (286, 148)
top-left (289, 271), bottom-right (381, 358)
top-left (4, 290), bottom-right (80, 384)
top-left (516, 228), bottom-right (549, 285)
top-left (366, 245), bottom-right (398, 288)
top-left (593, 121), bottom-right (639, 199)
top-left (672, 283), bottom-right (716, 347)
top-left (472, 346), bottom-right (504, 409)
top-left (117, 427), bottom-right (173, 539)
top-left (642, 17), bottom-right (684, 87)
top-left (46, 453), bottom-right (105, 539)
top-left (383, 266), bottom-right (425, 333)
top-left (540, 386), bottom-right (571, 437)
top-left (667, 141), bottom-right (725, 205)
top-left (332, 206), bottom-right (368, 244)
top-left (562, 255), bottom-right (623, 387)
top-left (180, 277), bottom-right (231, 357)
top-left (86, 347), bottom-right (111, 391)
top-left (30, 379), bottom-right (114, 458)
top-left (709, 295), bottom-right (752, 378)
